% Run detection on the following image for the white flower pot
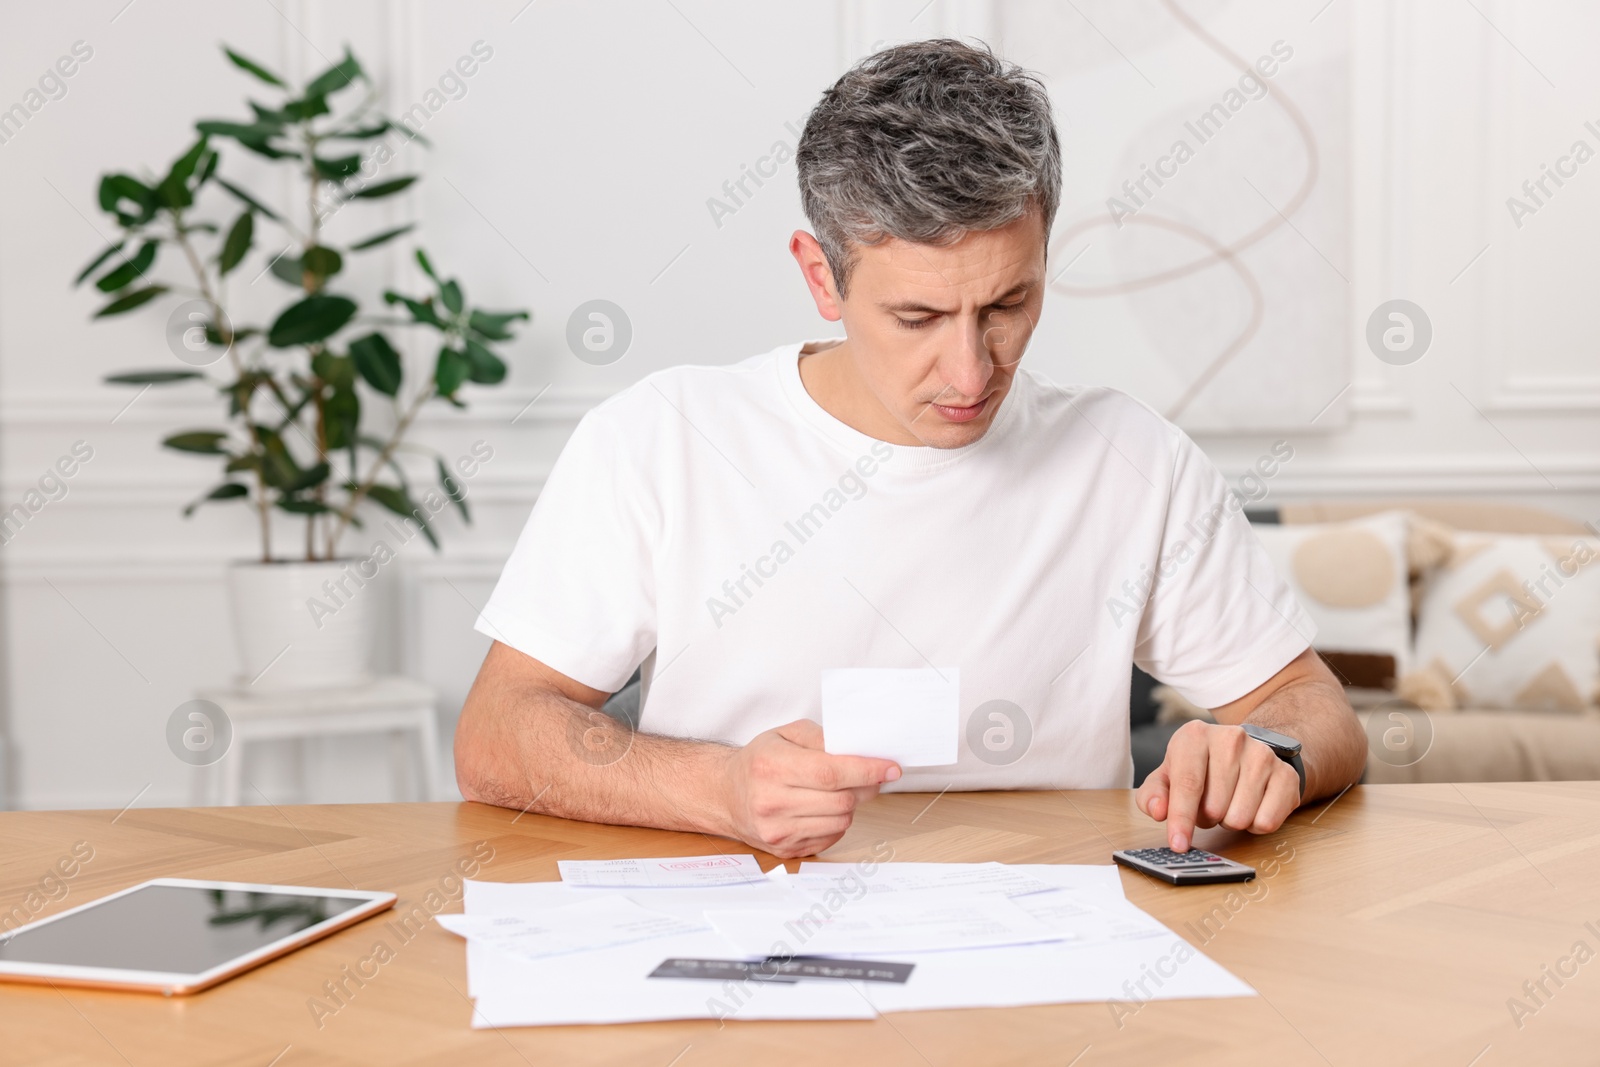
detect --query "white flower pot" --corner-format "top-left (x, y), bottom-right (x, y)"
top-left (227, 560), bottom-right (378, 691)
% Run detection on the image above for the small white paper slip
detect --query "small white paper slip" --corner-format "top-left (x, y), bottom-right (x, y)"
top-left (821, 667), bottom-right (959, 767)
top-left (436, 895), bottom-right (709, 962)
top-left (706, 890), bottom-right (1066, 958)
top-left (557, 854), bottom-right (767, 888)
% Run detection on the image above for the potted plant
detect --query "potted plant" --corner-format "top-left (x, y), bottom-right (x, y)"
top-left (77, 45), bottom-right (528, 690)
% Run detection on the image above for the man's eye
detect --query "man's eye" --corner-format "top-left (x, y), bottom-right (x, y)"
top-left (990, 301), bottom-right (1025, 314)
top-left (895, 316), bottom-right (934, 330)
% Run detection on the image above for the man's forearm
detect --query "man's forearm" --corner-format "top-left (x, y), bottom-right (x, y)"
top-left (1241, 676), bottom-right (1366, 803)
top-left (454, 677), bottom-right (736, 837)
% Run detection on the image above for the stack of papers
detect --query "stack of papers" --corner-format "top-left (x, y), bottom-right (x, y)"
top-left (440, 855), bottom-right (1255, 1027)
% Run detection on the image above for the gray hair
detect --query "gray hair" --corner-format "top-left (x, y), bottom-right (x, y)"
top-left (796, 38), bottom-right (1061, 296)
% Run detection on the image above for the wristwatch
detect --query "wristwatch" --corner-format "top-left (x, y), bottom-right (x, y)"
top-left (1240, 724), bottom-right (1305, 803)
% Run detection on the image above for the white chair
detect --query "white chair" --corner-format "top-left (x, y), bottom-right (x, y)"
top-left (193, 676), bottom-right (442, 806)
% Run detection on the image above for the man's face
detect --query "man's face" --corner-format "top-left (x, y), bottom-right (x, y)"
top-left (820, 212), bottom-right (1046, 449)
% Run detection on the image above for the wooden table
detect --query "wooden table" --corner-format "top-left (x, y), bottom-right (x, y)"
top-left (2, 784), bottom-right (1597, 1066)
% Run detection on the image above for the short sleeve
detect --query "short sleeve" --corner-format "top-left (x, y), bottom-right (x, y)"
top-left (1132, 432), bottom-right (1315, 708)
top-left (475, 404), bottom-right (657, 693)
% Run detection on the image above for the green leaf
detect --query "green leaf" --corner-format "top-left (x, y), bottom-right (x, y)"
top-left (226, 372), bottom-right (266, 417)
top-left (94, 240), bottom-right (158, 292)
top-left (224, 47), bottom-right (286, 87)
top-left (104, 369), bottom-right (204, 385)
top-left (74, 240), bottom-right (126, 287)
top-left (434, 346), bottom-right (471, 397)
top-left (93, 285), bottom-right (167, 318)
top-left (213, 177), bottom-right (281, 221)
top-left (439, 280), bottom-right (463, 315)
top-left (157, 138), bottom-right (210, 208)
top-left (268, 294), bottom-right (357, 347)
top-left (167, 138), bottom-right (210, 185)
top-left (348, 224), bottom-right (415, 251)
top-left (348, 176), bottom-right (417, 200)
top-left (304, 50), bottom-right (364, 97)
top-left (466, 308), bottom-right (530, 341)
top-left (193, 122), bottom-right (300, 159)
top-left (280, 95), bottom-right (331, 121)
top-left (463, 337), bottom-right (507, 384)
top-left (219, 212), bottom-right (254, 275)
top-left (269, 252), bottom-right (305, 287)
top-left (301, 245), bottom-right (343, 280)
top-left (247, 101), bottom-right (291, 127)
top-left (312, 154), bottom-right (362, 180)
top-left (276, 498), bottom-right (333, 515)
top-left (438, 458), bottom-right (470, 523)
top-left (349, 332), bottom-right (402, 396)
top-left (311, 351), bottom-right (355, 389)
top-left (327, 121), bottom-right (391, 140)
top-left (183, 482), bottom-right (250, 517)
top-left (243, 138), bottom-right (299, 161)
top-left (195, 147), bottom-right (220, 186)
top-left (415, 249), bottom-right (438, 280)
top-left (324, 384), bottom-right (360, 451)
top-left (257, 427), bottom-right (302, 489)
top-left (383, 290), bottom-right (445, 328)
top-left (163, 430), bottom-right (230, 454)
top-left (98, 174), bottom-right (157, 226)
top-left (365, 484), bottom-right (438, 549)
top-left (195, 119), bottom-right (282, 142)
top-left (287, 461), bottom-right (331, 492)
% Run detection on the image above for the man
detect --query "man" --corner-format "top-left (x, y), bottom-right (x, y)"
top-left (455, 39), bottom-right (1366, 859)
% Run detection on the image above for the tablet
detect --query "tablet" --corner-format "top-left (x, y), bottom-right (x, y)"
top-left (0, 878), bottom-right (396, 995)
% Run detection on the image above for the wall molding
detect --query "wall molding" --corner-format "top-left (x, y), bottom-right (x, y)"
top-left (0, 386), bottom-right (611, 428)
top-left (0, 556), bottom-right (510, 585)
top-left (0, 471), bottom-right (551, 500)
top-left (1485, 378), bottom-right (1600, 413)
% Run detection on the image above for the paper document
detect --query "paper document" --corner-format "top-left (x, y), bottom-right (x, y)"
top-left (557, 854), bottom-right (766, 888)
top-left (797, 861), bottom-right (1129, 902)
top-left (821, 667), bottom-right (960, 766)
top-left (793, 860), bottom-right (1056, 900)
top-left (706, 890), bottom-right (1065, 957)
top-left (436, 895), bottom-right (707, 962)
top-left (450, 864), bottom-right (1255, 1027)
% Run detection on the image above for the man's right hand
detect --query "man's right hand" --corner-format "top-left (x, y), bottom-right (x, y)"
top-left (717, 719), bottom-right (901, 859)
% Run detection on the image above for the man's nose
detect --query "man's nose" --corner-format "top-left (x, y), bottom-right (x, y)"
top-left (939, 318), bottom-right (995, 400)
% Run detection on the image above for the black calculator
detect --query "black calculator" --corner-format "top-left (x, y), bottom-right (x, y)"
top-left (1112, 847), bottom-right (1257, 885)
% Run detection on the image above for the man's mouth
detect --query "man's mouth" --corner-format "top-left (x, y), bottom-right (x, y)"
top-left (928, 396), bottom-right (988, 423)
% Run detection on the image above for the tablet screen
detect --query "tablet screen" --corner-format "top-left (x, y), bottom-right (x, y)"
top-left (0, 884), bottom-right (373, 975)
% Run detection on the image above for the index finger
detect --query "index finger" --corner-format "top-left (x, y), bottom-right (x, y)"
top-left (1161, 735), bottom-right (1209, 852)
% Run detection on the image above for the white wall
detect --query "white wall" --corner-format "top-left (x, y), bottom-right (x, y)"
top-left (1, 0), bottom-right (1596, 810)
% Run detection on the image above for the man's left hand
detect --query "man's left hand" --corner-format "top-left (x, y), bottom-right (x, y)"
top-left (1136, 719), bottom-right (1301, 851)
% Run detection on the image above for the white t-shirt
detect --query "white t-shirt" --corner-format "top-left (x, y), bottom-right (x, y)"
top-left (477, 339), bottom-right (1314, 791)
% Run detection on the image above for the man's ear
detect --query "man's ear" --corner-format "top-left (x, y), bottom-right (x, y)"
top-left (789, 230), bottom-right (843, 322)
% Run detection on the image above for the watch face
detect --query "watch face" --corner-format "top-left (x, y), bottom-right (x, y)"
top-left (1242, 724), bottom-right (1302, 756)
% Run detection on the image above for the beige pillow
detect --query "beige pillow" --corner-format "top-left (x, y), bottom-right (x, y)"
top-left (1250, 512), bottom-right (1413, 680)
top-left (1403, 534), bottom-right (1600, 711)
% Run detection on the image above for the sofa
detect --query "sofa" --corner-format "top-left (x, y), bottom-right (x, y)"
top-left (1133, 499), bottom-right (1600, 786)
